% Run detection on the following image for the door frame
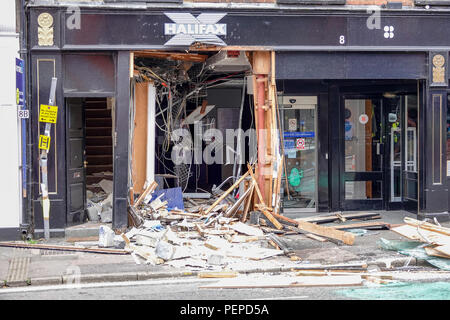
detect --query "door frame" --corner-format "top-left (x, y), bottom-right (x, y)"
top-left (280, 95), bottom-right (319, 213)
top-left (339, 94), bottom-right (385, 211)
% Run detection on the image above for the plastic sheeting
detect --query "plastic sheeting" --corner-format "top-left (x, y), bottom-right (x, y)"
top-left (378, 238), bottom-right (450, 271)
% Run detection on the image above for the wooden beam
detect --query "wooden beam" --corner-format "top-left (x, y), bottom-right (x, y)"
top-left (247, 164), bottom-right (283, 230)
top-left (252, 51), bottom-right (271, 74)
top-left (134, 181), bottom-right (158, 208)
top-left (296, 212), bottom-right (381, 224)
top-left (241, 182), bottom-right (255, 222)
top-left (265, 210), bottom-right (355, 245)
top-left (296, 220), bottom-right (355, 245)
top-left (132, 82), bottom-right (149, 194)
top-left (247, 163), bottom-right (266, 206)
top-left (404, 217), bottom-right (450, 237)
top-left (204, 171), bottom-right (250, 215)
top-left (331, 221), bottom-right (391, 230)
top-left (0, 242), bottom-right (129, 255)
top-left (133, 50), bottom-right (208, 62)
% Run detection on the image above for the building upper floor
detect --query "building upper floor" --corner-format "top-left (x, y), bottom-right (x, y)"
top-left (25, 0), bottom-right (450, 11)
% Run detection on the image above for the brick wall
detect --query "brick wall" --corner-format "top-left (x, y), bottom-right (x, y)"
top-left (346, 0), bottom-right (413, 5)
top-left (184, 0), bottom-right (276, 3)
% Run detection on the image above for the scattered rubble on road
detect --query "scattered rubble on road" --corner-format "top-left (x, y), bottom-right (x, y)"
top-left (3, 167), bottom-right (450, 288)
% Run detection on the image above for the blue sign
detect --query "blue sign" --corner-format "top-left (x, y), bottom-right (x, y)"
top-left (283, 131), bottom-right (315, 138)
top-left (16, 58), bottom-right (25, 107)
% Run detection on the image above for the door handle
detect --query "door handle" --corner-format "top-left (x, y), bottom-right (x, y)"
top-left (84, 160), bottom-right (88, 167)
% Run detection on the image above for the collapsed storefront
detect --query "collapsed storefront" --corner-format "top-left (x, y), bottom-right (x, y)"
top-left (21, 4), bottom-right (450, 239)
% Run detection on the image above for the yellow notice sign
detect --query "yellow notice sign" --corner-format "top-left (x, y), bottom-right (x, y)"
top-left (39, 105), bottom-right (58, 123)
top-left (39, 135), bottom-right (51, 150)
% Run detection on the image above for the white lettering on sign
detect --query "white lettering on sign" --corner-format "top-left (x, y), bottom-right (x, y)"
top-left (165, 23), bottom-right (226, 36)
top-left (164, 13), bottom-right (227, 46)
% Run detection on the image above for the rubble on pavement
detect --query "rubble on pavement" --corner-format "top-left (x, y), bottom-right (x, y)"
top-left (109, 165), bottom-right (387, 271)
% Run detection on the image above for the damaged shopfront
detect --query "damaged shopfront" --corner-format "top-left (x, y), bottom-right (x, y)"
top-left (22, 5), bottom-right (450, 239)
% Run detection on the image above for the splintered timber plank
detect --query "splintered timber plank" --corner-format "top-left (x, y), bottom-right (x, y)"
top-left (0, 242), bottom-right (129, 255)
top-left (391, 224), bottom-right (450, 246)
top-left (404, 217), bottom-right (450, 237)
top-left (331, 221), bottom-right (391, 230)
top-left (267, 211), bottom-right (355, 245)
top-left (425, 246), bottom-right (450, 258)
top-left (204, 171), bottom-right (250, 215)
top-left (304, 233), bottom-right (328, 242)
top-left (296, 220), bottom-right (355, 245)
top-left (246, 164), bottom-right (283, 230)
top-left (433, 244), bottom-right (450, 258)
top-left (226, 184), bottom-right (253, 218)
top-left (134, 181), bottom-right (157, 208)
top-left (296, 212), bottom-right (381, 224)
top-left (241, 183), bottom-right (255, 222)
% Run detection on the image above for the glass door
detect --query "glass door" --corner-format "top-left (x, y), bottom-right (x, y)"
top-left (384, 95), bottom-right (403, 209)
top-left (280, 96), bottom-right (318, 212)
top-left (341, 97), bottom-right (384, 210)
top-left (402, 94), bottom-right (419, 212)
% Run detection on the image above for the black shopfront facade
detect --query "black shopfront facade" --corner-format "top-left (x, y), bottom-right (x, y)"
top-left (25, 5), bottom-right (450, 237)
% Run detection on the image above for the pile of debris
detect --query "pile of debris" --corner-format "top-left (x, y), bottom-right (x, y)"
top-left (122, 177), bottom-right (290, 269)
top-left (115, 164), bottom-right (386, 270)
top-left (86, 176), bottom-right (114, 223)
top-left (390, 217), bottom-right (450, 259)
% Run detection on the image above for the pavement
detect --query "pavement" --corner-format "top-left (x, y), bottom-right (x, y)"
top-left (1, 210), bottom-right (448, 288)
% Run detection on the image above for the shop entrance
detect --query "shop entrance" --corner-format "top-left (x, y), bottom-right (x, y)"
top-left (280, 96), bottom-right (318, 213)
top-left (340, 91), bottom-right (418, 211)
top-left (66, 97), bottom-right (114, 226)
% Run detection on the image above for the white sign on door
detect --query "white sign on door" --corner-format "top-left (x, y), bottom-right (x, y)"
top-left (288, 118), bottom-right (297, 131)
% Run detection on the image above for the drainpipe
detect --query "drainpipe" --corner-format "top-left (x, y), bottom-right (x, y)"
top-left (256, 74), bottom-right (266, 204)
top-left (20, 0), bottom-right (32, 238)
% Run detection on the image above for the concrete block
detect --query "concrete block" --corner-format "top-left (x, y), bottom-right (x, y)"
top-left (5, 279), bottom-right (29, 287)
top-left (65, 223), bottom-right (103, 239)
top-left (62, 272), bottom-right (137, 284)
top-left (31, 276), bottom-right (62, 286)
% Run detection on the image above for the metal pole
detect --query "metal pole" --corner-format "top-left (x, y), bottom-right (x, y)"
top-left (40, 77), bottom-right (57, 240)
